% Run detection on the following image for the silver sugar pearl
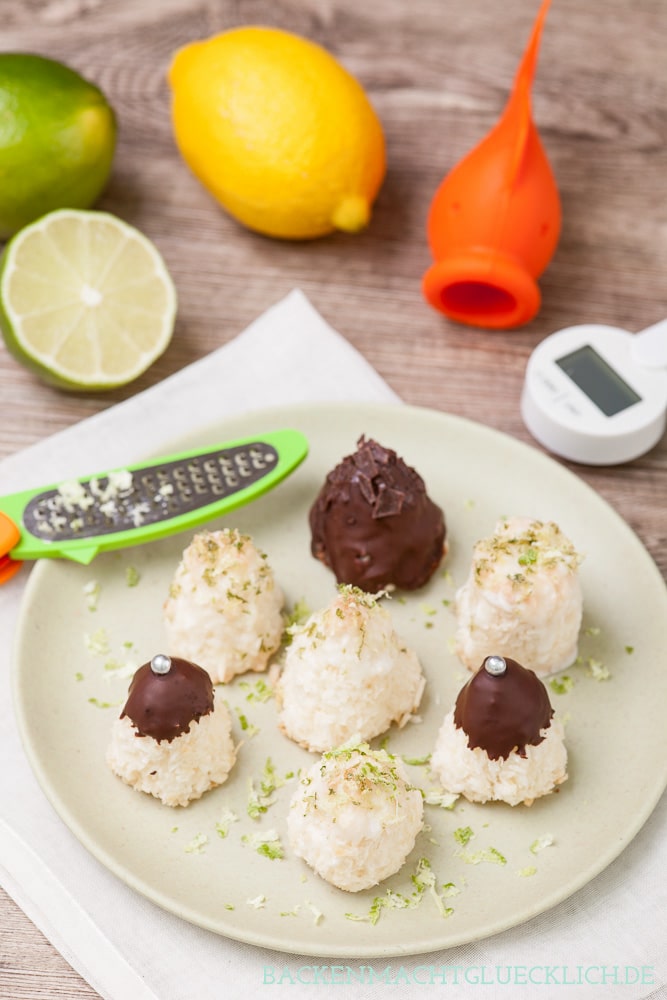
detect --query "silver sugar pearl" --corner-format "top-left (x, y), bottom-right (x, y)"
top-left (484, 655), bottom-right (507, 676)
top-left (151, 653), bottom-right (172, 675)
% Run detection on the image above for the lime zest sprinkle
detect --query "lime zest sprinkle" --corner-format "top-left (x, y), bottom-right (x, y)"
top-left (457, 846), bottom-right (507, 866)
top-left (625, 645), bottom-right (634, 654)
top-left (519, 866), bottom-right (537, 877)
top-left (423, 790), bottom-right (458, 809)
top-left (586, 657), bottom-right (610, 681)
top-left (235, 707), bottom-right (259, 738)
top-left (402, 753), bottom-right (431, 767)
top-left (246, 895), bottom-right (267, 909)
top-left (282, 598), bottom-right (312, 646)
top-left (215, 808), bottom-right (239, 838)
top-left (247, 782), bottom-right (270, 820)
top-left (74, 671), bottom-right (84, 682)
top-left (284, 598), bottom-right (311, 630)
top-left (224, 903), bottom-right (235, 911)
top-left (345, 858), bottom-right (453, 925)
top-left (87, 696), bottom-right (119, 709)
top-left (241, 829), bottom-right (284, 860)
top-left (84, 628), bottom-right (110, 655)
top-left (337, 583), bottom-right (385, 607)
top-left (549, 674), bottom-right (575, 695)
top-left (530, 834), bottom-right (554, 855)
top-left (345, 890), bottom-right (410, 926)
top-left (247, 757), bottom-right (292, 819)
top-left (278, 900), bottom-right (323, 924)
top-left (411, 858), bottom-right (455, 919)
top-left (305, 900), bottom-right (324, 925)
top-left (441, 882), bottom-right (461, 898)
top-left (83, 580), bottom-right (100, 611)
top-left (453, 826), bottom-right (474, 846)
top-left (184, 833), bottom-right (208, 854)
top-left (257, 842), bottom-right (283, 860)
top-left (239, 678), bottom-right (274, 702)
top-left (125, 565), bottom-right (140, 587)
top-left (103, 657), bottom-right (138, 680)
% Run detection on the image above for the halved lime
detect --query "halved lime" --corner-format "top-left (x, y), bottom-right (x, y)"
top-left (0, 209), bottom-right (177, 390)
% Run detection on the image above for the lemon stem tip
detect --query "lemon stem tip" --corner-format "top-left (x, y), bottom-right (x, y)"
top-left (331, 195), bottom-right (371, 233)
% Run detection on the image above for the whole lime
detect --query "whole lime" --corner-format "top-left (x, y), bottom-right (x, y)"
top-left (0, 53), bottom-right (116, 240)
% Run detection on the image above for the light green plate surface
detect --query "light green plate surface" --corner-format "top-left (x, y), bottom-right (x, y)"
top-left (12, 403), bottom-right (667, 957)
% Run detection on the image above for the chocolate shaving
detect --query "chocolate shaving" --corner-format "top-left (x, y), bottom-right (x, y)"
top-left (374, 485), bottom-right (405, 518)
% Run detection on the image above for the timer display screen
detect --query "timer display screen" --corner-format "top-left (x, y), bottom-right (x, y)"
top-left (555, 344), bottom-right (642, 417)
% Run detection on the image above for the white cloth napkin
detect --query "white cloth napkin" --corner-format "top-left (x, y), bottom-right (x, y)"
top-left (0, 290), bottom-right (665, 1000)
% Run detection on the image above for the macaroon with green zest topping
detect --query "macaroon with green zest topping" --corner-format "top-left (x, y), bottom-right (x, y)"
top-left (163, 528), bottom-right (284, 684)
top-left (455, 517), bottom-right (583, 677)
top-left (275, 586), bottom-right (425, 752)
top-left (287, 743), bottom-right (423, 891)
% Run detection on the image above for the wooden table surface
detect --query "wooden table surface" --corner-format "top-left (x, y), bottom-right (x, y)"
top-left (1, 0), bottom-right (666, 996)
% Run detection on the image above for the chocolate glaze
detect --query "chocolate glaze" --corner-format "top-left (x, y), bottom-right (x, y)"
top-left (120, 656), bottom-right (214, 743)
top-left (454, 656), bottom-right (553, 760)
top-left (309, 436), bottom-right (446, 592)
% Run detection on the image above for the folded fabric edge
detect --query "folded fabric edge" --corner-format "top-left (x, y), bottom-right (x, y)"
top-left (0, 817), bottom-right (160, 1000)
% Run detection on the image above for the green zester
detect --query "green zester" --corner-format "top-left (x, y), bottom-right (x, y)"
top-left (0, 429), bottom-right (308, 583)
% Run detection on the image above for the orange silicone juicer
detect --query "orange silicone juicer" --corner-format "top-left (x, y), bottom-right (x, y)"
top-left (422, 0), bottom-right (560, 329)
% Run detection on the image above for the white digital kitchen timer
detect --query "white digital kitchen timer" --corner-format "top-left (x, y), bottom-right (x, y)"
top-left (521, 319), bottom-right (667, 465)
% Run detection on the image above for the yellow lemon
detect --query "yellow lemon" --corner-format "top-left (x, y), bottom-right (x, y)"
top-left (168, 26), bottom-right (386, 240)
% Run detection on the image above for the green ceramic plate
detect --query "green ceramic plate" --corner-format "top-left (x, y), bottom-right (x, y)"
top-left (12, 403), bottom-right (667, 957)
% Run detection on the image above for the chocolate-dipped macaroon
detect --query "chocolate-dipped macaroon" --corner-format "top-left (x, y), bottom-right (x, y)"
top-left (121, 654), bottom-right (214, 742)
top-left (107, 654), bottom-right (236, 807)
top-left (309, 436), bottom-right (447, 592)
top-left (430, 655), bottom-right (567, 806)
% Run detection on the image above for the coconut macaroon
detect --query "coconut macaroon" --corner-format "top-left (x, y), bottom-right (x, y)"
top-left (275, 586), bottom-right (425, 752)
top-left (106, 654), bottom-right (236, 807)
top-left (288, 743), bottom-right (424, 891)
top-left (431, 655), bottom-right (567, 807)
top-left (455, 516), bottom-right (583, 677)
top-left (163, 528), bottom-right (284, 684)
